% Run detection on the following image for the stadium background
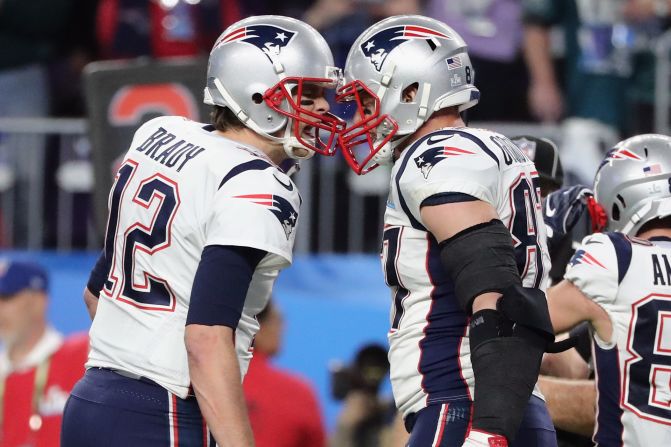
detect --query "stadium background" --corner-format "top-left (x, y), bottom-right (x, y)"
top-left (3, 250), bottom-right (391, 430)
top-left (3, 0), bottom-right (671, 438)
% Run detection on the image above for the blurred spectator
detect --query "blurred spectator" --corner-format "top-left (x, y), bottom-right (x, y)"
top-left (329, 344), bottom-right (394, 447)
top-left (303, 0), bottom-right (420, 254)
top-left (622, 0), bottom-right (671, 135)
top-left (523, 0), bottom-right (628, 185)
top-left (243, 0), bottom-right (314, 20)
top-left (0, 260), bottom-right (88, 447)
top-left (0, 0), bottom-right (72, 116)
top-left (243, 300), bottom-right (326, 447)
top-left (96, 0), bottom-right (243, 60)
top-left (0, 0), bottom-right (74, 247)
top-left (304, 0), bottom-right (420, 118)
top-left (50, 0), bottom-right (100, 117)
top-left (41, 0), bottom-right (100, 250)
top-left (427, 0), bottom-right (532, 122)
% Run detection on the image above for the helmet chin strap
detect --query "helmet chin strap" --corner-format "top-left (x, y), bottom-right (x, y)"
top-left (371, 133), bottom-right (412, 166)
top-left (282, 124), bottom-right (315, 160)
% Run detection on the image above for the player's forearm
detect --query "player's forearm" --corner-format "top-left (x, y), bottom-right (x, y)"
top-left (541, 346), bottom-right (590, 379)
top-left (537, 375), bottom-right (595, 436)
top-left (547, 280), bottom-right (590, 333)
top-left (523, 25), bottom-right (557, 86)
top-left (186, 324), bottom-right (255, 447)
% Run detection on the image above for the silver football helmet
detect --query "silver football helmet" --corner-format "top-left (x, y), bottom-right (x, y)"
top-left (204, 16), bottom-right (344, 159)
top-left (336, 15), bottom-right (480, 174)
top-left (594, 134), bottom-right (671, 235)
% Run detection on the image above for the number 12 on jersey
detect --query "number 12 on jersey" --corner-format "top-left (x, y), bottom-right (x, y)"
top-left (101, 160), bottom-right (181, 311)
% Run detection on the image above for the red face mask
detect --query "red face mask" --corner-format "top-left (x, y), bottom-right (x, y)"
top-left (264, 77), bottom-right (345, 156)
top-left (335, 80), bottom-right (398, 175)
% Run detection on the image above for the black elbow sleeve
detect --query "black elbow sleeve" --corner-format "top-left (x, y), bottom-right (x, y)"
top-left (439, 219), bottom-right (520, 313)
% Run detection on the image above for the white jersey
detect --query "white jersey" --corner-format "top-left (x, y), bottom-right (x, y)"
top-left (383, 127), bottom-right (551, 417)
top-left (87, 116), bottom-right (300, 398)
top-left (565, 232), bottom-right (671, 446)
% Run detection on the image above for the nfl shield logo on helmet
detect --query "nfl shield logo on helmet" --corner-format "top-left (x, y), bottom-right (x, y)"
top-left (213, 25), bottom-right (297, 63)
top-left (360, 25), bottom-right (451, 72)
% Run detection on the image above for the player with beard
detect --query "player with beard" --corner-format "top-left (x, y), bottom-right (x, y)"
top-left (336, 15), bottom-right (564, 447)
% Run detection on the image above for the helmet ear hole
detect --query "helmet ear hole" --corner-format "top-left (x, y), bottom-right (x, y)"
top-left (402, 83), bottom-right (419, 103)
top-left (612, 203), bottom-right (620, 221)
top-left (252, 93), bottom-right (264, 104)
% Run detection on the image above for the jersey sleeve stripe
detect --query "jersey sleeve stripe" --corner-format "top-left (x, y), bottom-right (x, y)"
top-left (606, 232), bottom-right (633, 284)
top-left (441, 130), bottom-right (500, 167)
top-left (420, 192), bottom-right (479, 207)
top-left (395, 149), bottom-right (427, 231)
top-left (218, 159), bottom-right (273, 189)
top-left (593, 343), bottom-right (625, 446)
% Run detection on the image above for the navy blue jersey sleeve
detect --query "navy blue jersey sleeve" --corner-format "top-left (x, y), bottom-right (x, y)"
top-left (421, 192), bottom-right (479, 207)
top-left (87, 250), bottom-right (109, 298)
top-left (186, 245), bottom-right (266, 328)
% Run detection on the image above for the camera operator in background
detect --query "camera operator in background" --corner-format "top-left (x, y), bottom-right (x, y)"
top-left (329, 344), bottom-right (395, 447)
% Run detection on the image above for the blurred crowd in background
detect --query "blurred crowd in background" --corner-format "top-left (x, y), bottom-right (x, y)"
top-left (2, 0), bottom-right (671, 250)
top-left (2, 1), bottom-right (671, 446)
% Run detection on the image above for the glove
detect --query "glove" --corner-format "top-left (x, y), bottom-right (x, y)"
top-left (543, 185), bottom-right (593, 251)
top-left (461, 430), bottom-right (508, 447)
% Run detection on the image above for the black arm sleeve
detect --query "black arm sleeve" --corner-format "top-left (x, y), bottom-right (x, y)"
top-left (569, 322), bottom-right (593, 366)
top-left (86, 250), bottom-right (109, 298)
top-left (186, 245), bottom-right (266, 328)
top-left (439, 219), bottom-right (521, 313)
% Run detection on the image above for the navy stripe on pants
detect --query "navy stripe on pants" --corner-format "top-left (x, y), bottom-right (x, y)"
top-left (61, 368), bottom-right (214, 447)
top-left (406, 395), bottom-right (557, 447)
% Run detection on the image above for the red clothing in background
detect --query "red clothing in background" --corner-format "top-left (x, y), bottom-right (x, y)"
top-left (0, 332), bottom-right (88, 447)
top-left (96, 0), bottom-right (242, 59)
top-left (243, 352), bottom-right (326, 447)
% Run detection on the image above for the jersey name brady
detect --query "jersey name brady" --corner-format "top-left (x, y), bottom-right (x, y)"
top-left (87, 116), bottom-right (300, 398)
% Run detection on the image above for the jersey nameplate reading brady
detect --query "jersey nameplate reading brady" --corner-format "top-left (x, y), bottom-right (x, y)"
top-left (135, 126), bottom-right (206, 172)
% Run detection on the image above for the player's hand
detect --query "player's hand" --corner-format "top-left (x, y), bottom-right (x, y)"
top-left (543, 185), bottom-right (593, 251)
top-left (461, 430), bottom-right (508, 447)
top-left (528, 80), bottom-right (563, 123)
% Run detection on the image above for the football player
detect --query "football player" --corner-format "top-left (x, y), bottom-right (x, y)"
top-left (547, 134), bottom-right (671, 446)
top-left (336, 15), bottom-right (560, 447)
top-left (60, 16), bottom-right (342, 447)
